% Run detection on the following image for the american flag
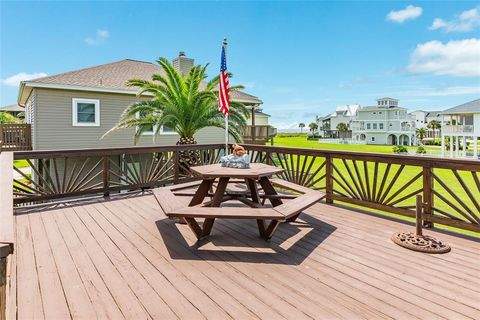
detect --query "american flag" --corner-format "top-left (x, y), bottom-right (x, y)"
top-left (218, 44), bottom-right (230, 115)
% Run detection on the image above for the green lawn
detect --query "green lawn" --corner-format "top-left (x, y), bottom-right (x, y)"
top-left (270, 135), bottom-right (478, 237)
top-left (272, 135), bottom-right (440, 155)
top-left (14, 159), bottom-right (30, 168)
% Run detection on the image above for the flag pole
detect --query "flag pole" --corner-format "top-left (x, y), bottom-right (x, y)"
top-left (223, 37), bottom-right (229, 155)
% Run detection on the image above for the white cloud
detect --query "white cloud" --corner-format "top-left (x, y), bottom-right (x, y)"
top-left (402, 86), bottom-right (480, 97)
top-left (386, 5), bottom-right (423, 23)
top-left (407, 38), bottom-right (480, 77)
top-left (85, 29), bottom-right (110, 45)
top-left (0, 72), bottom-right (47, 86)
top-left (429, 7), bottom-right (480, 32)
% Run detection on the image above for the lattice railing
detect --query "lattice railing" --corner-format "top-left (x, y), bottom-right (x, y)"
top-left (244, 144), bottom-right (480, 233)
top-left (10, 143), bottom-right (480, 233)
top-left (12, 144), bottom-right (224, 205)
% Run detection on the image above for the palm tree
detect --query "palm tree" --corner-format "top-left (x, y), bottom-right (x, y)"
top-left (336, 122), bottom-right (349, 139)
top-left (105, 57), bottom-right (249, 146)
top-left (308, 122), bottom-right (318, 134)
top-left (416, 128), bottom-right (427, 141)
top-left (336, 122), bottom-right (349, 132)
top-left (298, 123), bottom-right (305, 133)
top-left (427, 120), bottom-right (441, 138)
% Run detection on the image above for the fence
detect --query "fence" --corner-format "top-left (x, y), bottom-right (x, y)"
top-left (10, 143), bottom-right (480, 233)
top-left (0, 124), bottom-right (32, 151)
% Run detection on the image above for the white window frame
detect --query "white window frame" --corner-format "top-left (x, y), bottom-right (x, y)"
top-left (136, 111), bottom-right (156, 135)
top-left (159, 126), bottom-right (177, 135)
top-left (135, 112), bottom-right (177, 136)
top-left (72, 98), bottom-right (100, 126)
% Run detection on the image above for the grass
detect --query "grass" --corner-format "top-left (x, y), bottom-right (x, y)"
top-left (14, 159), bottom-right (29, 168)
top-left (270, 134), bottom-right (479, 237)
top-left (272, 135), bottom-right (440, 155)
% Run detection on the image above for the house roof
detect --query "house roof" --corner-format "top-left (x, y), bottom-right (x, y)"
top-left (441, 99), bottom-right (480, 114)
top-left (0, 104), bottom-right (23, 112)
top-left (254, 111), bottom-right (270, 117)
top-left (18, 59), bottom-right (262, 106)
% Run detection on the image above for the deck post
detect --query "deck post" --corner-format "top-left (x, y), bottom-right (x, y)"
top-left (422, 166), bottom-right (434, 228)
top-left (325, 155), bottom-right (333, 204)
top-left (0, 256), bottom-right (6, 320)
top-left (173, 150), bottom-right (179, 184)
top-left (103, 156), bottom-right (110, 197)
top-left (416, 195), bottom-right (423, 236)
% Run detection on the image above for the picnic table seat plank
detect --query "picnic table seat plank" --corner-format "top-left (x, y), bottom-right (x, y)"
top-left (168, 207), bottom-right (286, 220)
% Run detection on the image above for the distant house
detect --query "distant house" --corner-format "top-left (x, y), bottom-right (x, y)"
top-left (352, 98), bottom-right (416, 145)
top-left (317, 104), bottom-right (359, 138)
top-left (17, 52), bottom-right (274, 150)
top-left (0, 104), bottom-right (24, 117)
top-left (410, 110), bottom-right (449, 138)
top-left (440, 99), bottom-right (480, 159)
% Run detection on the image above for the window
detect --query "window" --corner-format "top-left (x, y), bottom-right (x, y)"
top-left (379, 123), bottom-right (384, 130)
top-left (72, 98), bottom-right (99, 126)
top-left (160, 125), bottom-right (176, 135)
top-left (371, 137), bottom-right (375, 142)
top-left (136, 111), bottom-right (155, 135)
top-left (135, 112), bottom-right (177, 135)
top-left (367, 123), bottom-right (371, 129)
top-left (373, 123), bottom-right (378, 129)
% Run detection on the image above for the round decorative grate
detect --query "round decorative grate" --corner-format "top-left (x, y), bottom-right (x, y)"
top-left (391, 232), bottom-right (451, 254)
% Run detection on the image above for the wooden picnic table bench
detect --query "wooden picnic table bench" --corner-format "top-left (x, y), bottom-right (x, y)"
top-left (153, 163), bottom-right (326, 240)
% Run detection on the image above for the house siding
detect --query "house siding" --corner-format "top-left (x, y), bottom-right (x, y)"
top-left (34, 88), bottom-right (228, 150)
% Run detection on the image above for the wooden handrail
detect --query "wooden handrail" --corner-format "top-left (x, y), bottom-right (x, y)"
top-left (9, 143), bottom-right (480, 234)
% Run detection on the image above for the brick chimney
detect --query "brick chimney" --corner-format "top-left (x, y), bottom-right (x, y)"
top-left (172, 51), bottom-right (194, 76)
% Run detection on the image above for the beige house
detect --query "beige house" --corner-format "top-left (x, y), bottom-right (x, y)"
top-left (17, 53), bottom-right (273, 150)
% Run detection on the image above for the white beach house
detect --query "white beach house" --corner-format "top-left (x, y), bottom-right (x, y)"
top-left (440, 99), bottom-right (480, 159)
top-left (352, 98), bottom-right (416, 145)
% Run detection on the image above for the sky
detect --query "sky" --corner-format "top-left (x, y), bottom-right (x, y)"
top-left (1, 1), bottom-right (479, 130)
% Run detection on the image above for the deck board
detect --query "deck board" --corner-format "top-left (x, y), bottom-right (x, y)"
top-left (10, 193), bottom-right (480, 320)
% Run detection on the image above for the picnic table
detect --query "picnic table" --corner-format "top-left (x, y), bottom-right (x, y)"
top-left (154, 163), bottom-right (325, 240)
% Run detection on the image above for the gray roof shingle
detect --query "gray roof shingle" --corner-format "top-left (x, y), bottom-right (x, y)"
top-left (441, 99), bottom-right (480, 114)
top-left (25, 59), bottom-right (262, 104)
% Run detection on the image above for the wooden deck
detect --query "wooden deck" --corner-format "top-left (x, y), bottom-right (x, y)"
top-left (7, 193), bottom-right (480, 320)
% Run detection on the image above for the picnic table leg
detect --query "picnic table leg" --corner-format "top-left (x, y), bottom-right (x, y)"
top-left (197, 177), bottom-right (229, 238)
top-left (245, 178), bottom-right (260, 204)
top-left (189, 179), bottom-right (215, 206)
top-left (257, 219), bottom-right (281, 240)
top-left (258, 177), bottom-right (283, 207)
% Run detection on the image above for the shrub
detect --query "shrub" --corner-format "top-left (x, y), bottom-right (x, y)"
top-left (0, 112), bottom-right (21, 124)
top-left (416, 146), bottom-right (427, 154)
top-left (393, 145), bottom-right (408, 154)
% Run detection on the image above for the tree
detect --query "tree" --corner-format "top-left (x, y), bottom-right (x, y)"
top-left (105, 57), bottom-right (249, 145)
top-left (298, 123), bottom-right (305, 133)
top-left (308, 122), bottom-right (318, 134)
top-left (336, 122), bottom-right (349, 132)
top-left (416, 128), bottom-right (427, 141)
top-left (0, 112), bottom-right (21, 124)
top-left (427, 120), bottom-right (441, 138)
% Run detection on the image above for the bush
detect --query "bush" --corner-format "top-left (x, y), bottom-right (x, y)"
top-left (307, 134), bottom-right (322, 140)
top-left (0, 112), bottom-right (21, 124)
top-left (393, 145), bottom-right (408, 154)
top-left (423, 139), bottom-right (441, 146)
top-left (277, 132), bottom-right (307, 138)
top-left (416, 146), bottom-right (427, 154)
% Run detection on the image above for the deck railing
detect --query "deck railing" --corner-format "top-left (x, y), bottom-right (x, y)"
top-left (10, 143), bottom-right (480, 233)
top-left (0, 124), bottom-right (32, 151)
top-left (242, 125), bottom-right (277, 142)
